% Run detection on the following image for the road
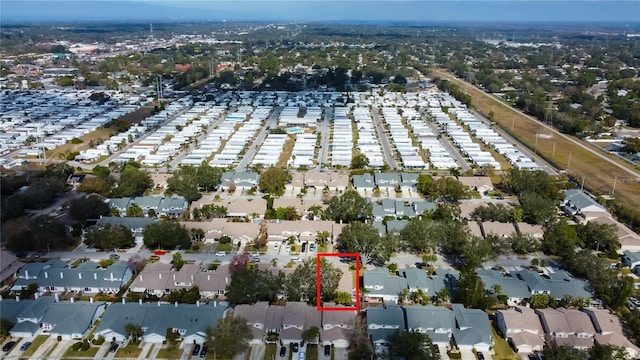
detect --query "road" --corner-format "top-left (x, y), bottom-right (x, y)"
top-left (236, 107), bottom-right (282, 172)
top-left (167, 108), bottom-right (228, 171)
top-left (424, 116), bottom-right (471, 172)
top-left (468, 108), bottom-right (556, 175)
top-left (370, 106), bottom-right (398, 170)
top-left (314, 107), bottom-right (332, 171)
top-left (432, 69), bottom-right (640, 179)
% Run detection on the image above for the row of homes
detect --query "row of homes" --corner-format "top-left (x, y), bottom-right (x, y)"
top-left (11, 259), bottom-right (132, 295)
top-left (368, 303), bottom-right (493, 353)
top-left (107, 195), bottom-right (189, 217)
top-left (496, 306), bottom-right (639, 357)
top-left (363, 267), bottom-right (593, 306)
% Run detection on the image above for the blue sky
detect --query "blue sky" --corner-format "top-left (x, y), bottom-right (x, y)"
top-left (1, 0), bottom-right (639, 23)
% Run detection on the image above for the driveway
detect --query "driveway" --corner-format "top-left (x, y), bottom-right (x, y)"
top-left (333, 347), bottom-right (348, 360)
top-left (250, 343), bottom-right (266, 360)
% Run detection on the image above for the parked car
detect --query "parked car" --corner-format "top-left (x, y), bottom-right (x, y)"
top-left (324, 345), bottom-right (331, 356)
top-left (301, 243), bottom-right (307, 252)
top-left (292, 343), bottom-right (299, 352)
top-left (285, 245), bottom-right (291, 252)
top-left (192, 344), bottom-right (201, 356)
top-left (280, 346), bottom-right (287, 357)
top-left (109, 343), bottom-right (119, 353)
top-left (215, 251), bottom-right (226, 257)
top-left (309, 244), bottom-right (316, 252)
top-left (274, 243), bottom-right (279, 249)
top-left (477, 352), bottom-right (485, 360)
top-left (200, 346), bottom-right (207, 358)
top-left (2, 341), bottom-right (16, 352)
top-left (291, 256), bottom-right (301, 262)
top-left (299, 351), bottom-right (306, 360)
top-left (19, 342), bottom-right (31, 351)
top-left (109, 254), bottom-right (120, 259)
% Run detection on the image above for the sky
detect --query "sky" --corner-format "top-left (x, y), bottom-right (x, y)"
top-left (1, 0), bottom-right (639, 23)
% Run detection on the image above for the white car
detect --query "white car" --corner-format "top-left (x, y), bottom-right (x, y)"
top-left (285, 245), bottom-right (291, 252)
top-left (291, 256), bottom-right (301, 262)
top-left (273, 243), bottom-right (279, 249)
top-left (215, 251), bottom-right (226, 257)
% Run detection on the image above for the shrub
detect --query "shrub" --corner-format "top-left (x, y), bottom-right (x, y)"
top-left (191, 244), bottom-right (200, 251)
top-left (219, 235), bottom-right (232, 244)
top-left (93, 336), bottom-right (105, 345)
top-left (81, 340), bottom-right (90, 351)
top-left (57, 336), bottom-right (62, 342)
top-left (72, 342), bottom-right (82, 351)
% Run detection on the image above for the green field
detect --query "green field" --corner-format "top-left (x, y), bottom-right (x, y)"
top-left (432, 68), bottom-right (640, 211)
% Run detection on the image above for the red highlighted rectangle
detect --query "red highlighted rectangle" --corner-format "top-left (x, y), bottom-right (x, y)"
top-left (316, 252), bottom-right (360, 311)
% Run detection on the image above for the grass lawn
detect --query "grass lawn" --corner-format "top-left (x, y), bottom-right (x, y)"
top-left (215, 243), bottom-right (233, 252)
top-left (63, 345), bottom-right (100, 358)
top-left (431, 68), bottom-right (640, 211)
top-left (246, 244), bottom-right (268, 253)
top-left (307, 344), bottom-right (319, 360)
top-left (115, 342), bottom-right (143, 358)
top-left (277, 134), bottom-right (297, 168)
top-left (44, 342), bottom-right (58, 357)
top-left (246, 346), bottom-right (253, 360)
top-left (156, 344), bottom-right (182, 358)
top-left (265, 344), bottom-right (277, 360)
top-left (21, 335), bottom-right (48, 357)
top-left (491, 326), bottom-right (516, 360)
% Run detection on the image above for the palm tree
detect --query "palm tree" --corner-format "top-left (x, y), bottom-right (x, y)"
top-left (411, 288), bottom-right (428, 305)
top-left (399, 288), bottom-right (410, 305)
top-left (360, 287), bottom-right (370, 310)
top-left (491, 284), bottom-right (503, 297)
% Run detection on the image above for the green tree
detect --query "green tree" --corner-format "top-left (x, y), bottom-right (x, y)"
top-left (112, 164), bottom-right (153, 197)
top-left (337, 222), bottom-right (390, 265)
top-left (124, 323), bottom-right (143, 342)
top-left (302, 326), bottom-right (320, 343)
top-left (258, 167), bottom-right (291, 196)
top-left (520, 192), bottom-right (556, 225)
top-left (126, 203), bottom-right (144, 217)
top-left (77, 176), bottom-right (113, 197)
top-left (226, 267), bottom-right (285, 305)
top-left (207, 316), bottom-right (252, 359)
top-left (542, 222), bottom-right (578, 256)
top-left (576, 221), bottom-right (619, 254)
top-left (623, 310), bottom-right (640, 345)
top-left (542, 345), bottom-right (587, 360)
top-left (327, 190), bottom-right (372, 223)
top-left (588, 343), bottom-right (630, 360)
top-left (350, 154), bottom-right (369, 169)
top-left (69, 194), bottom-right (110, 222)
top-left (529, 294), bottom-right (553, 309)
top-left (316, 230), bottom-right (330, 245)
top-left (172, 252), bottom-right (184, 270)
top-left (334, 291), bottom-right (352, 306)
top-left (84, 223), bottom-right (135, 251)
top-left (142, 221), bottom-right (190, 250)
top-left (6, 215), bottom-right (72, 252)
top-left (56, 76), bottom-right (74, 87)
top-left (388, 330), bottom-right (438, 360)
top-left (455, 267), bottom-right (494, 309)
top-left (0, 318), bottom-right (12, 337)
top-left (399, 215), bottom-right (438, 253)
top-left (286, 258), bottom-right (342, 304)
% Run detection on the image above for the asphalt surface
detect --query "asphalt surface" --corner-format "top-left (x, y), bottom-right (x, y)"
top-left (236, 107), bottom-right (282, 172)
top-left (370, 106), bottom-right (398, 169)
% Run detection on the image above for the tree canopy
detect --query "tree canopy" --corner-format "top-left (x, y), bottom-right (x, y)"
top-left (6, 215), bottom-right (73, 252)
top-left (416, 174), bottom-right (470, 200)
top-left (226, 266), bottom-right (285, 305)
top-left (286, 258), bottom-right (342, 304)
top-left (350, 154), bottom-right (369, 169)
top-left (142, 221), bottom-right (190, 250)
top-left (112, 163), bottom-right (153, 197)
top-left (206, 316), bottom-right (253, 359)
top-left (388, 330), bottom-right (438, 360)
top-left (69, 194), bottom-right (110, 222)
top-left (258, 167), bottom-right (291, 196)
top-left (84, 223), bottom-right (135, 250)
top-left (337, 222), bottom-right (390, 265)
top-left (167, 164), bottom-right (222, 202)
top-left (327, 190), bottom-right (372, 223)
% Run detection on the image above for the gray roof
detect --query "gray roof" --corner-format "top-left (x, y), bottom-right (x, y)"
top-left (95, 216), bottom-right (158, 231)
top-left (400, 268), bottom-right (430, 290)
top-left (364, 268), bottom-right (409, 296)
top-left (221, 171), bottom-right (260, 187)
top-left (158, 196), bottom-right (189, 214)
top-left (372, 221), bottom-right (387, 236)
top-left (413, 201), bottom-right (436, 215)
top-left (623, 250), bottom-right (640, 264)
top-left (353, 174), bottom-right (375, 189)
top-left (374, 173), bottom-right (401, 185)
top-left (42, 301), bottom-right (106, 335)
top-left (513, 270), bottom-right (550, 294)
top-left (451, 304), bottom-right (492, 346)
top-left (131, 196), bottom-right (163, 209)
top-left (96, 301), bottom-right (227, 339)
top-left (367, 303), bottom-right (405, 330)
top-left (546, 270), bottom-right (592, 300)
top-left (386, 220), bottom-right (407, 233)
top-left (0, 296), bottom-right (56, 323)
top-left (400, 172), bottom-right (419, 186)
top-left (405, 305), bottom-right (455, 332)
top-left (14, 260), bottom-right (130, 290)
top-left (108, 198), bottom-right (131, 210)
top-left (477, 269), bottom-right (531, 299)
top-left (564, 189), bottom-right (606, 212)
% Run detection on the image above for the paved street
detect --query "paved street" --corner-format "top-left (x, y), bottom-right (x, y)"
top-left (371, 106), bottom-right (398, 169)
top-left (314, 107), bottom-right (332, 170)
top-left (236, 107), bottom-right (282, 171)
